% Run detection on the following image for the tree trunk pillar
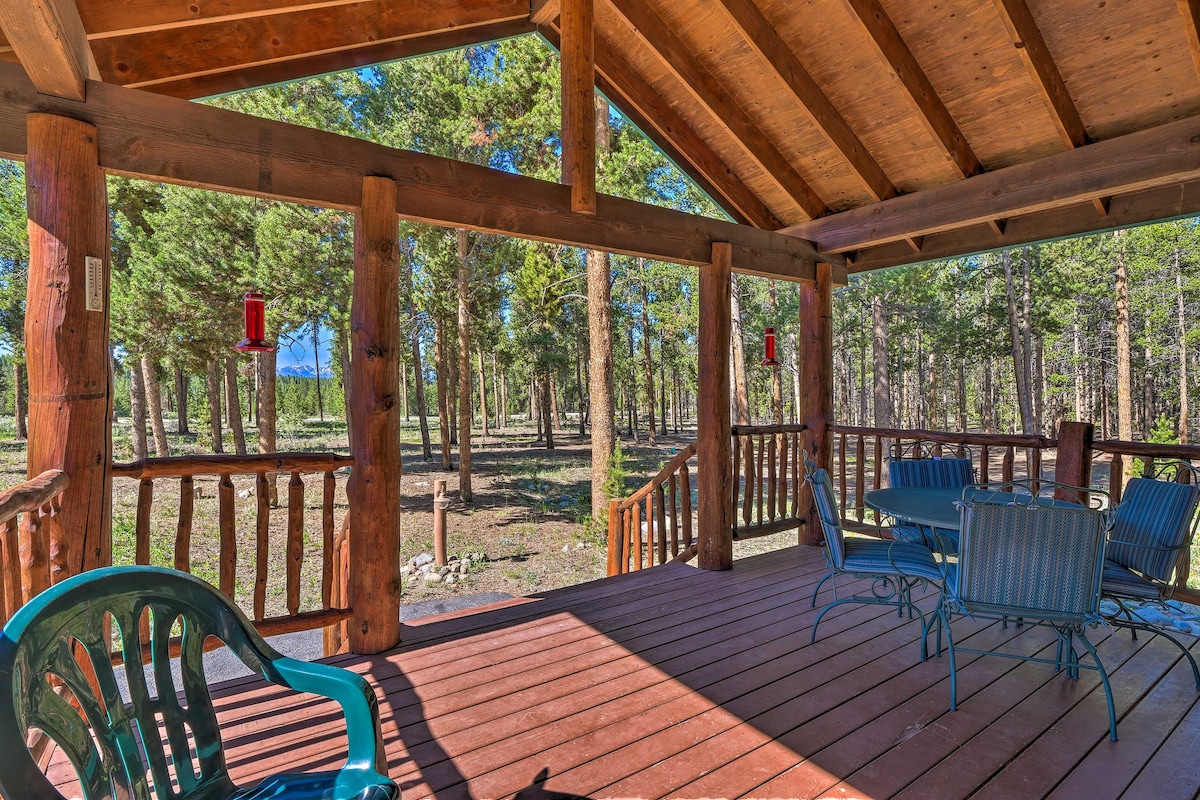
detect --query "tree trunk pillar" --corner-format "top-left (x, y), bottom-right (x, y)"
top-left (24, 113), bottom-right (112, 581)
top-left (1053, 421), bottom-right (1094, 499)
top-left (798, 262), bottom-right (833, 546)
top-left (697, 242), bottom-right (733, 571)
top-left (348, 176), bottom-right (402, 654)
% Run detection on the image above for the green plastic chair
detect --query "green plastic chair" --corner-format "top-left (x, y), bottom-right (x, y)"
top-left (0, 566), bottom-right (398, 800)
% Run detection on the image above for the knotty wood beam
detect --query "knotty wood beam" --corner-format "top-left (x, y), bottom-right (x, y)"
top-left (561, 0), bottom-right (595, 214)
top-left (697, 242), bottom-right (733, 571)
top-left (0, 64), bottom-right (831, 279)
top-left (541, 25), bottom-right (781, 229)
top-left (797, 262), bottom-right (833, 546)
top-left (715, 0), bottom-right (895, 202)
top-left (1179, 0), bottom-right (1200, 84)
top-left (0, 0), bottom-right (98, 100)
top-left (605, 0), bottom-right (828, 220)
top-left (530, 0), bottom-right (559, 25)
top-left (24, 114), bottom-right (112, 580)
top-left (91, 0), bottom-right (529, 89)
top-left (156, 19), bottom-right (537, 100)
top-left (783, 113), bottom-right (1200, 253)
top-left (348, 175), bottom-right (403, 654)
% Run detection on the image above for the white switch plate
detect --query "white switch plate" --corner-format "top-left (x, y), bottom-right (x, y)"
top-left (85, 256), bottom-right (104, 312)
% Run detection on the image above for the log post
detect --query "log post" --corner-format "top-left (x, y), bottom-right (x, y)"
top-left (1053, 420), bottom-right (1094, 499)
top-left (798, 261), bottom-right (832, 546)
top-left (348, 176), bottom-right (402, 654)
top-left (561, 0), bottom-right (596, 214)
top-left (24, 113), bottom-right (112, 581)
top-left (697, 242), bottom-right (733, 570)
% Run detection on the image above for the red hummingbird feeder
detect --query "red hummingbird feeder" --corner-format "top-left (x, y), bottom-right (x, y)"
top-left (234, 291), bottom-right (276, 353)
top-left (762, 327), bottom-right (779, 367)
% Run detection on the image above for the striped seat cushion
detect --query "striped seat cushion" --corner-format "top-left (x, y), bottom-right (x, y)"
top-left (889, 457), bottom-right (974, 489)
top-left (1101, 559), bottom-right (1162, 600)
top-left (1107, 478), bottom-right (1200, 582)
top-left (842, 538), bottom-right (944, 583)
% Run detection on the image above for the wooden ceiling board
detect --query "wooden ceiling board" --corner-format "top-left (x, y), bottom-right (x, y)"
top-left (753, 0), bottom-right (962, 194)
top-left (1029, 0), bottom-right (1200, 142)
top-left (880, 0), bottom-right (1066, 169)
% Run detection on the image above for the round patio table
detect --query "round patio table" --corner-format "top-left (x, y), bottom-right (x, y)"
top-left (864, 487), bottom-right (1086, 530)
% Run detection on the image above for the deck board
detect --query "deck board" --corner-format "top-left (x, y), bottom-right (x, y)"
top-left (44, 545), bottom-right (1200, 799)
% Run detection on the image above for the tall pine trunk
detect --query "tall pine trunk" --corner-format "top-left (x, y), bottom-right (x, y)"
top-left (434, 321), bottom-right (452, 470)
top-left (541, 374), bottom-right (554, 450)
top-left (627, 327), bottom-right (639, 440)
top-left (409, 309), bottom-right (432, 460)
top-left (730, 274), bottom-right (750, 425)
top-left (337, 325), bottom-right (353, 445)
top-left (457, 229), bottom-right (473, 502)
top-left (174, 365), bottom-right (190, 435)
top-left (1114, 230), bottom-right (1133, 441)
top-left (576, 339), bottom-right (586, 436)
top-left (640, 271), bottom-right (656, 443)
top-left (130, 352), bottom-right (148, 460)
top-left (312, 320), bottom-right (324, 421)
top-left (587, 94), bottom-right (617, 519)
top-left (1178, 251), bottom-right (1190, 443)
top-left (872, 293), bottom-right (890, 427)
top-left (224, 357), bottom-right (246, 455)
top-left (477, 349), bottom-right (490, 438)
top-left (12, 351), bottom-right (26, 440)
top-left (142, 355), bottom-right (170, 457)
top-left (256, 349), bottom-right (279, 505)
top-left (1003, 250), bottom-right (1035, 434)
top-left (768, 281), bottom-right (783, 424)
top-left (206, 359), bottom-right (224, 453)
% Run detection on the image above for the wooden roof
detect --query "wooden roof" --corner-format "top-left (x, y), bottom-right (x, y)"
top-left (3, 0), bottom-right (1200, 273)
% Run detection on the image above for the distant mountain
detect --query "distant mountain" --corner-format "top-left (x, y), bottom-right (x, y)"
top-left (278, 364), bottom-right (335, 379)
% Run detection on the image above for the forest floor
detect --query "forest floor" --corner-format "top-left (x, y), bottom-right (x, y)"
top-left (0, 414), bottom-right (798, 617)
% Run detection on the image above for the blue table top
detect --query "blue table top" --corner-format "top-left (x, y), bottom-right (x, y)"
top-left (864, 487), bottom-right (1086, 531)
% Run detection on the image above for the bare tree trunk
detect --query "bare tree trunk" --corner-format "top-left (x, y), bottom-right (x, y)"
top-left (224, 357), bottom-right (246, 455)
top-left (500, 368), bottom-right (508, 431)
top-left (768, 281), bottom-right (784, 424)
top-left (457, 229), bottom-right (473, 501)
top-left (493, 352), bottom-right (503, 431)
top-left (550, 373), bottom-right (560, 431)
top-left (143, 355), bottom-right (170, 457)
top-left (1143, 317), bottom-right (1154, 438)
top-left (130, 352), bottom-right (147, 460)
top-left (534, 378), bottom-right (543, 440)
top-left (1004, 250), bottom-right (1035, 434)
top-left (541, 375), bottom-right (554, 450)
top-left (1179, 251), bottom-right (1190, 443)
top-left (872, 293), bottom-right (891, 427)
top-left (434, 321), bottom-right (452, 470)
top-left (312, 320), bottom-right (324, 421)
top-left (337, 325), bottom-right (353, 445)
top-left (477, 348), bottom-right (489, 438)
top-left (730, 274), bottom-right (750, 424)
top-left (256, 348), bottom-right (279, 508)
top-left (206, 359), bottom-right (224, 453)
top-left (174, 365), bottom-right (190, 435)
top-left (1073, 320), bottom-right (1085, 421)
top-left (401, 361), bottom-right (409, 422)
top-left (576, 339), bottom-right (586, 437)
top-left (640, 271), bottom-right (656, 443)
top-left (1114, 230), bottom-right (1133, 441)
top-left (659, 355), bottom-right (668, 436)
top-left (409, 313), bottom-right (431, 460)
top-left (627, 327), bottom-right (639, 440)
top-left (1021, 249), bottom-right (1040, 433)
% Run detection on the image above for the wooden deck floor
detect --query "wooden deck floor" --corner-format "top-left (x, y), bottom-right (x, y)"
top-left (52, 545), bottom-right (1200, 798)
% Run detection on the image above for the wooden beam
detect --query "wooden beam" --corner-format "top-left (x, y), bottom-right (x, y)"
top-left (797, 262), bottom-right (833, 546)
top-left (90, 0), bottom-right (529, 88)
top-left (542, 26), bottom-right (781, 229)
top-left (1179, 0), bottom-right (1200, 84)
top-left (847, 178), bottom-right (1200, 272)
top-left (697, 242), bottom-right (733, 571)
top-left (530, 0), bottom-right (560, 26)
top-left (783, 114), bottom-right (1200, 253)
top-left (155, 19), bottom-right (537, 100)
top-left (715, 0), bottom-right (895, 202)
top-left (561, 0), bottom-right (595, 214)
top-left (24, 113), bottom-right (112, 580)
top-left (991, 0), bottom-right (1087, 149)
top-left (838, 0), bottom-right (982, 181)
top-left (0, 0), bottom-right (98, 100)
top-left (348, 175), bottom-right (403, 654)
top-left (0, 64), bottom-right (831, 278)
top-left (605, 0), bottom-right (828, 220)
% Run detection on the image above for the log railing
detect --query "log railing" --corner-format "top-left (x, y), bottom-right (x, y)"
top-left (0, 469), bottom-right (68, 626)
top-left (607, 443), bottom-right (697, 575)
top-left (111, 453), bottom-right (355, 641)
top-left (731, 423), bottom-right (806, 540)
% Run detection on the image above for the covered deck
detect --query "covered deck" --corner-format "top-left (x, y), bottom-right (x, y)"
top-left (48, 546), bottom-right (1200, 799)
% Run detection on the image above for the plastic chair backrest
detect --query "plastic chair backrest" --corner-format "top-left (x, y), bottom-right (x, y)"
top-left (809, 469), bottom-right (846, 569)
top-left (957, 499), bottom-right (1108, 625)
top-left (1, 567), bottom-right (305, 799)
top-left (889, 457), bottom-right (975, 490)
top-left (1109, 477), bottom-right (1200, 582)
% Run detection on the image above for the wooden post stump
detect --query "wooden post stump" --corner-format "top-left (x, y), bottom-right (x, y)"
top-left (1053, 421), bottom-right (1094, 500)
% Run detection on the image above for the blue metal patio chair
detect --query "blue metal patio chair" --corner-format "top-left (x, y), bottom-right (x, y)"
top-left (805, 455), bottom-right (944, 648)
top-left (887, 441), bottom-right (975, 555)
top-left (937, 482), bottom-right (1118, 741)
top-left (0, 566), bottom-right (398, 800)
top-left (1101, 461), bottom-right (1200, 689)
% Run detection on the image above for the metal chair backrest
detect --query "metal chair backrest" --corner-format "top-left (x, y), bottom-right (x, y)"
top-left (808, 467), bottom-right (846, 569)
top-left (957, 492), bottom-right (1109, 626)
top-left (1109, 476), bottom-right (1200, 583)
top-left (889, 456), bottom-right (975, 490)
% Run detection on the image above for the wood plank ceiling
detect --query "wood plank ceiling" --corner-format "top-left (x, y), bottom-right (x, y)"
top-left (3, 0), bottom-right (1200, 272)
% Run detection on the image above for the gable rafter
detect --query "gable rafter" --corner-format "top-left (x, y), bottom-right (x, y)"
top-left (0, 0), bottom-right (98, 100)
top-left (714, 0), bottom-right (896, 202)
top-left (1178, 0), bottom-right (1200, 84)
top-left (604, 0), bottom-right (828, 220)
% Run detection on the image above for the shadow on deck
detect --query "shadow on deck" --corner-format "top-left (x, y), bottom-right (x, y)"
top-left (49, 546), bottom-right (1200, 799)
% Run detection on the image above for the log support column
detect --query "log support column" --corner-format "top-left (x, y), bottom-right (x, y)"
top-left (697, 242), bottom-right (732, 570)
top-left (24, 113), bottom-right (112, 582)
top-left (348, 176), bottom-right (403, 654)
top-left (798, 261), bottom-right (832, 545)
top-left (1053, 420), bottom-right (1094, 498)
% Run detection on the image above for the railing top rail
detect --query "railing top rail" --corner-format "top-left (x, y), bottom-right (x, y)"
top-left (113, 453), bottom-right (355, 480)
top-left (618, 442), bottom-right (697, 511)
top-left (1092, 439), bottom-right (1200, 460)
top-left (829, 424), bottom-right (1055, 449)
top-left (731, 423), bottom-right (808, 436)
top-left (0, 469), bottom-right (68, 524)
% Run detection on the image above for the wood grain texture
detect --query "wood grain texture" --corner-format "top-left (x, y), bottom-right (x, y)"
top-left (218, 473), bottom-right (236, 597)
top-left (113, 451), bottom-right (353, 478)
top-left (1181, 0), bottom-right (1200, 84)
top-left (560, 0), bottom-right (596, 214)
top-left (605, 0), bottom-right (828, 220)
top-left (347, 175), bottom-right (402, 654)
top-left (286, 470), bottom-right (304, 615)
top-left (697, 242), bottom-right (732, 570)
top-left (798, 262), bottom-right (833, 546)
top-left (0, 0), bottom-right (97, 100)
top-left (23, 115), bottom-right (112, 581)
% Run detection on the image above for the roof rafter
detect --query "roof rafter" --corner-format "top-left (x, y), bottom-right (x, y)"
top-left (714, 0), bottom-right (896, 202)
top-left (604, 0), bottom-right (829, 220)
top-left (1178, 0), bottom-right (1200, 84)
top-left (0, 0), bottom-right (98, 100)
